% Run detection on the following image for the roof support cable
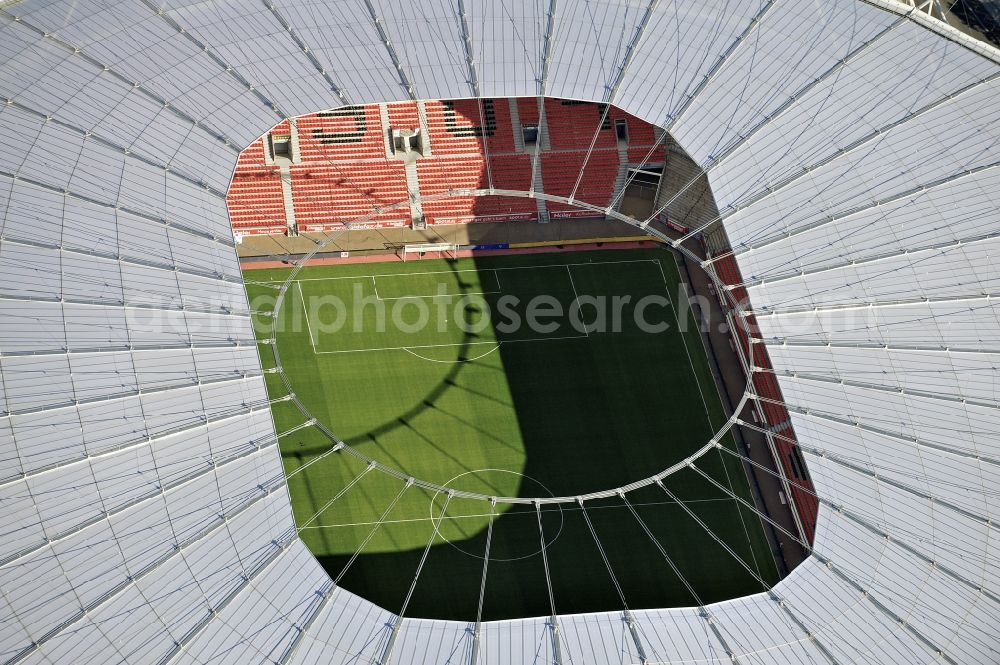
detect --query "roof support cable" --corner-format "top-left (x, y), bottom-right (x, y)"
top-left (0, 8), bottom-right (240, 150)
top-left (377, 491), bottom-right (452, 665)
top-left (568, 0), bottom-right (659, 203)
top-left (361, 0), bottom-right (416, 99)
top-left (285, 441), bottom-right (347, 480)
top-left (469, 498), bottom-right (496, 665)
top-left (457, 0), bottom-right (480, 98)
top-left (657, 479), bottom-right (769, 587)
top-left (664, 14), bottom-right (907, 235)
top-left (333, 479), bottom-right (413, 587)
top-left (654, 476), bottom-right (839, 664)
top-left (535, 501), bottom-right (565, 665)
top-left (295, 463), bottom-right (374, 532)
top-left (477, 98), bottom-right (496, 192)
top-left (668, 68), bottom-right (1000, 243)
top-left (618, 491), bottom-right (744, 662)
top-left (638, 0), bottom-right (780, 229)
top-left (530, 0), bottom-right (559, 202)
top-left (658, 475), bottom-right (858, 663)
top-left (577, 498), bottom-right (650, 664)
top-left (715, 435), bottom-right (1000, 628)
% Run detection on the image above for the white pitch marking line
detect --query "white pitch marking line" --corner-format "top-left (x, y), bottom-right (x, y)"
top-left (312, 334), bottom-right (588, 355)
top-left (285, 259), bottom-right (658, 282)
top-left (656, 258), bottom-right (764, 579)
top-left (298, 281), bottom-right (318, 353)
top-left (315, 340), bottom-right (501, 355)
top-left (565, 264), bottom-right (588, 338)
top-left (375, 291), bottom-right (501, 301)
top-left (500, 334), bottom-right (589, 345)
top-left (299, 497), bottom-right (737, 529)
top-left (402, 344), bottom-right (502, 363)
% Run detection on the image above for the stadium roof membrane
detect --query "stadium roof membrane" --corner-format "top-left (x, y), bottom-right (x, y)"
top-left (1, 0), bottom-right (999, 662)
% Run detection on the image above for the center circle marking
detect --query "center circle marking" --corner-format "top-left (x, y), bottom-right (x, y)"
top-left (429, 469), bottom-right (565, 562)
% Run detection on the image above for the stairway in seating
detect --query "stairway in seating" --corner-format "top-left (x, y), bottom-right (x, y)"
top-left (509, 98), bottom-right (524, 152)
top-left (404, 160), bottom-right (425, 228)
top-left (537, 97), bottom-right (551, 151)
top-left (416, 100), bottom-right (433, 156)
top-left (378, 103), bottom-right (393, 158)
top-left (530, 151), bottom-right (548, 221)
top-left (531, 97), bottom-right (550, 220)
top-left (611, 141), bottom-right (629, 209)
top-left (278, 165), bottom-right (297, 234)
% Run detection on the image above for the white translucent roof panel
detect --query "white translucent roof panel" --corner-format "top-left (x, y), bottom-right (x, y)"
top-left (615, 0), bottom-right (766, 126)
top-left (469, 0), bottom-right (546, 98)
top-left (766, 344), bottom-right (1000, 406)
top-left (2, 1), bottom-right (277, 149)
top-left (701, 593), bottom-right (820, 663)
top-left (159, 0), bottom-right (334, 119)
top-left (545, 0), bottom-right (646, 102)
top-left (712, 21), bottom-right (999, 223)
top-left (755, 299), bottom-right (1000, 348)
top-left (718, 75), bottom-right (1000, 249)
top-left (0, 0), bottom-right (999, 662)
top-left (293, 589), bottom-right (395, 662)
top-left (734, 166), bottom-right (1000, 282)
top-left (748, 236), bottom-right (1000, 312)
top-left (264, 0), bottom-right (408, 106)
top-left (671, 0), bottom-right (898, 167)
top-left (819, 388), bottom-right (996, 472)
top-left (373, 0), bottom-right (470, 100)
top-left (388, 618), bottom-right (471, 664)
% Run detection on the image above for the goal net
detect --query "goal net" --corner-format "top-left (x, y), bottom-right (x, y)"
top-left (399, 242), bottom-right (460, 261)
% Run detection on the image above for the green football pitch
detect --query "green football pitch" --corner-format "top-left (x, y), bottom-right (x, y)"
top-left (245, 247), bottom-right (778, 620)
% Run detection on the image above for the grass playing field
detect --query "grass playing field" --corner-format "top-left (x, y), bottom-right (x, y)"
top-left (245, 247), bottom-right (778, 621)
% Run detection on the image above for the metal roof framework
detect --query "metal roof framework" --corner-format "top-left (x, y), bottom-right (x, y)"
top-left (0, 0), bottom-right (999, 662)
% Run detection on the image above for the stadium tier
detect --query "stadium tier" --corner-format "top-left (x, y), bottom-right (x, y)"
top-left (712, 252), bottom-right (820, 543)
top-left (225, 138), bottom-right (288, 234)
top-left (290, 161), bottom-right (410, 230)
top-left (297, 106), bottom-right (387, 161)
top-left (225, 97), bottom-right (664, 233)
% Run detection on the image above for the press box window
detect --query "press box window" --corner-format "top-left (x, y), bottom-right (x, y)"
top-left (522, 124), bottom-right (539, 146)
top-left (615, 119), bottom-right (629, 142)
top-left (269, 134), bottom-right (292, 160)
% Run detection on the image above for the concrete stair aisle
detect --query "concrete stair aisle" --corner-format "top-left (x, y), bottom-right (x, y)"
top-left (530, 150), bottom-right (548, 220)
top-left (379, 103), bottom-right (393, 157)
top-left (278, 165), bottom-right (297, 235)
top-left (529, 97), bottom-right (551, 220)
top-left (416, 100), bottom-right (433, 156)
top-left (610, 142), bottom-right (630, 209)
top-left (510, 98), bottom-right (525, 152)
top-left (404, 160), bottom-right (425, 228)
top-left (538, 97), bottom-right (551, 151)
